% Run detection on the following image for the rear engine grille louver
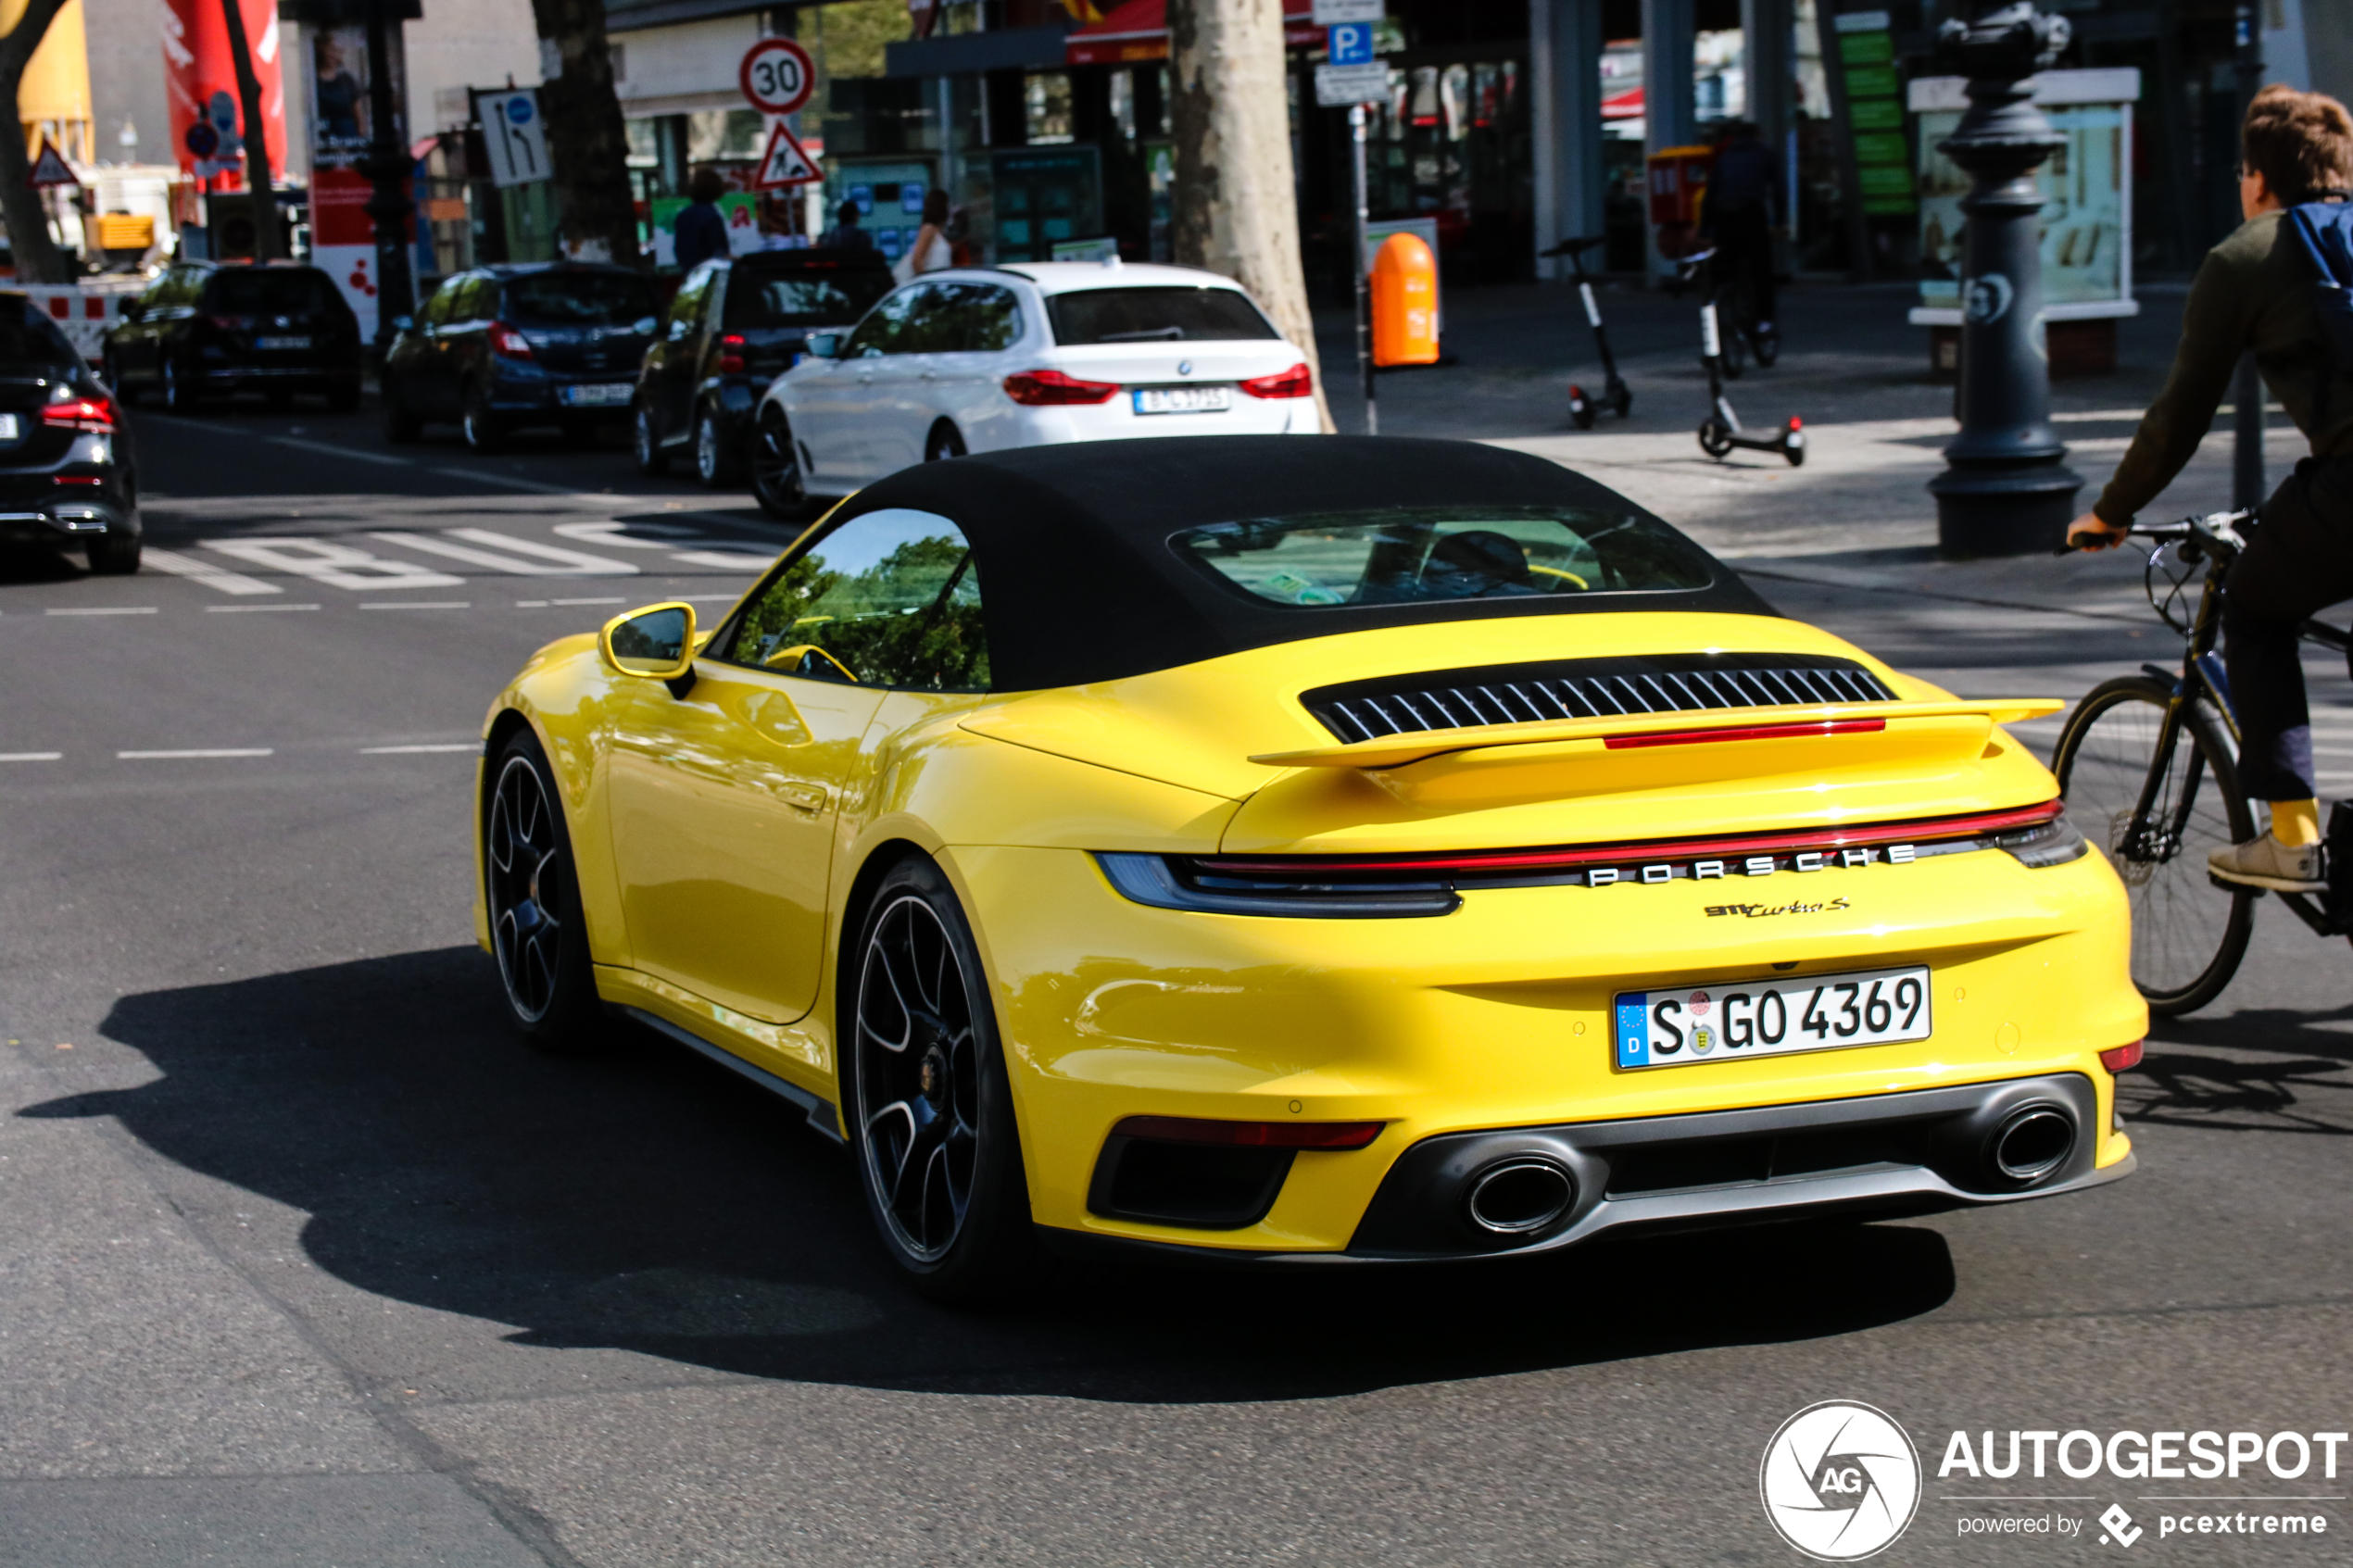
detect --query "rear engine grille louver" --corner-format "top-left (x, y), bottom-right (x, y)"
top-left (1302, 653), bottom-right (1899, 744)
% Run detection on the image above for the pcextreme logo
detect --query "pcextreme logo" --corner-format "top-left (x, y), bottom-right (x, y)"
top-left (1761, 1401), bottom-right (1924, 1561)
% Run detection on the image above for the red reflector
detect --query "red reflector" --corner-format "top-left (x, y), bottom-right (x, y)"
top-left (1113, 1115), bottom-right (1384, 1150)
top-left (1003, 368), bottom-right (1121, 405)
top-left (2099, 1040), bottom-right (2144, 1073)
top-left (1239, 362), bottom-right (1314, 398)
top-left (488, 321), bottom-right (534, 359)
top-left (1604, 718), bottom-right (1886, 750)
top-left (718, 332), bottom-right (747, 373)
top-left (53, 474), bottom-right (103, 484)
top-left (1790, 416), bottom-right (1802, 430)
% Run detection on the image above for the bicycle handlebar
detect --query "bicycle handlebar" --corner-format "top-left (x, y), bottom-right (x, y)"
top-left (2051, 508), bottom-right (2253, 557)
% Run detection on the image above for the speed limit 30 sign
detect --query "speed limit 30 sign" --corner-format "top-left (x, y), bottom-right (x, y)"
top-left (739, 37), bottom-right (813, 116)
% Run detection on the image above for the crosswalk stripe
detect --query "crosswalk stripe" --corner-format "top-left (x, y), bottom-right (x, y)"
top-left (205, 536), bottom-right (466, 592)
top-left (144, 546), bottom-right (282, 596)
top-left (371, 530), bottom-right (635, 576)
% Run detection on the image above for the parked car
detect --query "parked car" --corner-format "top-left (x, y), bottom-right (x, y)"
top-left (6, 293), bottom-right (140, 572)
top-left (383, 263), bottom-right (659, 452)
top-left (748, 261), bottom-right (1316, 519)
top-left (633, 249), bottom-right (893, 488)
top-left (102, 261), bottom-right (361, 412)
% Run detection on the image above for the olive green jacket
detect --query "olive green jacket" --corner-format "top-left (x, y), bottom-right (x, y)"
top-left (2095, 210), bottom-right (2353, 525)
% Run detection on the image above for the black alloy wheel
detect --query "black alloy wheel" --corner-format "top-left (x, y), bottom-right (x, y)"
top-left (484, 734), bottom-right (600, 1049)
top-left (327, 380), bottom-right (361, 414)
top-left (633, 401), bottom-right (669, 476)
top-left (462, 383), bottom-right (505, 453)
top-left (847, 858), bottom-right (1043, 1302)
top-left (85, 532), bottom-right (140, 575)
top-left (925, 421), bottom-right (966, 462)
top-left (749, 406), bottom-right (806, 520)
top-left (695, 407), bottom-right (742, 486)
top-left (103, 349), bottom-right (137, 407)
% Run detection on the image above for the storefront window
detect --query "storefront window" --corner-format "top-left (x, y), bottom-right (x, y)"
top-left (1026, 72), bottom-right (1074, 144)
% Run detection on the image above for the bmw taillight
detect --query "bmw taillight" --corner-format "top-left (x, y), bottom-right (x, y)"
top-left (488, 321), bottom-right (535, 359)
top-left (718, 333), bottom-right (748, 375)
top-left (208, 314), bottom-right (249, 332)
top-left (1238, 362), bottom-right (1313, 398)
top-left (42, 392), bottom-right (115, 432)
top-left (1002, 368), bottom-right (1120, 406)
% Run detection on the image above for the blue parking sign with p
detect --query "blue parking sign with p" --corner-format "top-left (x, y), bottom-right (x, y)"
top-left (1328, 22), bottom-right (1374, 65)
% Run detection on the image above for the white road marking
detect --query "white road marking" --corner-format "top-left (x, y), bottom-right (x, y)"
top-left (0, 752), bottom-right (61, 761)
top-left (371, 528), bottom-right (636, 576)
top-left (118, 748), bottom-right (274, 759)
top-left (550, 595), bottom-right (626, 606)
top-left (676, 593), bottom-right (749, 602)
top-left (551, 521), bottom-right (706, 548)
top-left (359, 743), bottom-right (477, 754)
top-left (359, 600), bottom-right (471, 610)
top-left (206, 603), bottom-right (321, 613)
top-left (269, 436), bottom-right (412, 468)
top-left (431, 466), bottom-right (578, 496)
top-left (45, 606), bottom-right (157, 616)
top-left (669, 547), bottom-right (776, 571)
top-left (143, 546), bottom-right (283, 596)
top-left (205, 537), bottom-right (466, 592)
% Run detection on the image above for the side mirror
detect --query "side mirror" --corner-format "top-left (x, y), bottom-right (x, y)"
top-left (804, 332), bottom-right (841, 359)
top-left (598, 602), bottom-right (697, 681)
top-left (391, 314), bottom-right (414, 332)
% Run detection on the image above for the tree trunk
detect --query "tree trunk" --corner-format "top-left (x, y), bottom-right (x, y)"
top-left (1168, 0), bottom-right (1332, 431)
top-left (219, 0), bottom-right (277, 260)
top-left (529, 0), bottom-right (641, 267)
top-left (0, 0), bottom-right (76, 283)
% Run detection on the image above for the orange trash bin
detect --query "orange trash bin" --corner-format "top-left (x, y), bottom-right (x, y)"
top-left (1371, 232), bottom-right (1440, 368)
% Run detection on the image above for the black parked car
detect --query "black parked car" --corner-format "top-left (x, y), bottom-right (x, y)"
top-left (383, 264), bottom-right (660, 451)
top-left (632, 249), bottom-right (892, 486)
top-left (4, 293), bottom-right (140, 572)
top-left (103, 261), bottom-right (360, 412)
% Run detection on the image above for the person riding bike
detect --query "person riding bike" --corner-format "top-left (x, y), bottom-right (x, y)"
top-left (2066, 85), bottom-right (2353, 893)
top-left (1701, 119), bottom-right (1783, 358)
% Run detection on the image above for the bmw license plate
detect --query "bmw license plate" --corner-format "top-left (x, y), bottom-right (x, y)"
top-left (1134, 385), bottom-right (1232, 415)
top-left (0, 413), bottom-right (18, 441)
top-left (1613, 965), bottom-right (1932, 1069)
top-left (560, 382), bottom-right (635, 408)
top-left (257, 335), bottom-right (310, 350)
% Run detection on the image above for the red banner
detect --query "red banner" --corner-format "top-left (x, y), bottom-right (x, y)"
top-left (161, 0), bottom-right (287, 186)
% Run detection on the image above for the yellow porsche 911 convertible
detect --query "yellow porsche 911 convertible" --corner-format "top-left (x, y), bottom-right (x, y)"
top-left (474, 435), bottom-right (2143, 1300)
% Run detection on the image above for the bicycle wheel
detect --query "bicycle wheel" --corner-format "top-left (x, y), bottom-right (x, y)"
top-left (2052, 674), bottom-right (2257, 1015)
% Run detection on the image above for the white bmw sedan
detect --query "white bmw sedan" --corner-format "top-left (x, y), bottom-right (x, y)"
top-left (746, 261), bottom-right (1318, 516)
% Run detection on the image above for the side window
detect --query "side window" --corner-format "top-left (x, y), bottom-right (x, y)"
top-left (166, 269), bottom-right (204, 308)
top-left (722, 508), bottom-right (988, 692)
top-left (421, 277), bottom-right (463, 327)
top-left (942, 282), bottom-right (1022, 352)
top-left (842, 285), bottom-right (925, 358)
top-left (668, 266), bottom-right (714, 339)
top-left (136, 272), bottom-right (175, 313)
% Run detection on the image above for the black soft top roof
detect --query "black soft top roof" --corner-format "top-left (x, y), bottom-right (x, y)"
top-left (822, 435), bottom-right (1776, 691)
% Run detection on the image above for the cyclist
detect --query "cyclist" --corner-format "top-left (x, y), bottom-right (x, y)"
top-left (1701, 119), bottom-right (1783, 357)
top-left (2066, 85), bottom-right (2353, 893)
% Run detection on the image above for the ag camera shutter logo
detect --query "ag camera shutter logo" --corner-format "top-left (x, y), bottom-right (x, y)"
top-left (1760, 1400), bottom-right (1922, 1561)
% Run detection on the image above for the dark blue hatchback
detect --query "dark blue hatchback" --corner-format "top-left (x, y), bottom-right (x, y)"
top-left (381, 263), bottom-right (658, 452)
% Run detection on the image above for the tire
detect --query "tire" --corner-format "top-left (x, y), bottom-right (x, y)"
top-left (1753, 329), bottom-right (1780, 369)
top-left (749, 406), bottom-right (808, 521)
top-left (1610, 383), bottom-right (1632, 420)
top-left (384, 385), bottom-right (422, 444)
top-left (1698, 420), bottom-right (1733, 459)
top-left (633, 401), bottom-right (670, 476)
top-left (162, 356), bottom-right (201, 413)
top-left (694, 407), bottom-right (742, 486)
top-left (845, 856), bottom-right (1046, 1304)
top-left (483, 731), bottom-right (604, 1051)
top-left (85, 533), bottom-right (140, 574)
top-left (103, 349), bottom-right (138, 407)
top-left (2053, 674), bottom-right (2258, 1015)
top-left (925, 421), bottom-right (966, 463)
top-left (327, 381), bottom-right (361, 414)
top-left (462, 383), bottom-right (504, 453)
top-left (1569, 387), bottom-right (1596, 430)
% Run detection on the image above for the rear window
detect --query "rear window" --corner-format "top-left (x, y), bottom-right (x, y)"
top-left (206, 269), bottom-right (346, 316)
top-left (1176, 508), bottom-right (1715, 608)
top-left (504, 271), bottom-right (658, 327)
top-left (730, 266), bottom-right (894, 328)
top-left (0, 300), bottom-right (81, 367)
top-left (1047, 286), bottom-right (1278, 345)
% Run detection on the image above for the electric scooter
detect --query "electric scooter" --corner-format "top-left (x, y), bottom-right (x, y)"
top-left (1680, 246), bottom-right (1804, 467)
top-left (1541, 235), bottom-right (1632, 430)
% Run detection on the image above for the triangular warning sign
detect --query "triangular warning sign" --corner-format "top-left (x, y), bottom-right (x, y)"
top-left (27, 138), bottom-right (76, 190)
top-left (751, 122), bottom-right (821, 191)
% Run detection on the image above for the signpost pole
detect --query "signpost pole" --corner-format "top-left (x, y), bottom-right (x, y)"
top-left (2233, 0), bottom-right (2265, 512)
top-left (359, 0), bottom-right (417, 355)
top-left (1352, 103), bottom-right (1375, 436)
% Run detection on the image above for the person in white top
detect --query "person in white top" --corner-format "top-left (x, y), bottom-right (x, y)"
top-left (901, 188), bottom-right (953, 280)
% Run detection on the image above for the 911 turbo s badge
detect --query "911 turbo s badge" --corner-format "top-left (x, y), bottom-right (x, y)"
top-left (1705, 897), bottom-right (1853, 918)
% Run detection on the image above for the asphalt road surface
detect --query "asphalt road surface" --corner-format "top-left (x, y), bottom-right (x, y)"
top-left (2, 403), bottom-right (2348, 1567)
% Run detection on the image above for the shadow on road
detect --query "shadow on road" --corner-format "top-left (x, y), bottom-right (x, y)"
top-left (2128, 1008), bottom-right (2353, 1135)
top-left (28, 947), bottom-right (1957, 1402)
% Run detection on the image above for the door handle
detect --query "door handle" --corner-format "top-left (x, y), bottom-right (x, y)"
top-left (774, 783), bottom-right (827, 814)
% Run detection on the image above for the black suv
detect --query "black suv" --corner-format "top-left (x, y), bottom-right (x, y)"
top-left (633, 250), bottom-right (892, 485)
top-left (6, 293), bottom-right (140, 571)
top-left (103, 262), bottom-right (361, 411)
top-left (382, 264), bottom-right (660, 451)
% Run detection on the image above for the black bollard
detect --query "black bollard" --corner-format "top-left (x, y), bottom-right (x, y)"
top-left (1926, 2), bottom-right (2082, 558)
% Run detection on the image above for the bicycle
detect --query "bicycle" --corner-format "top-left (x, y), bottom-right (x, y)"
top-left (2051, 508), bottom-right (2353, 1014)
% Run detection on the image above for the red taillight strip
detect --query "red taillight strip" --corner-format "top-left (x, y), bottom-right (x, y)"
top-left (1196, 801), bottom-right (2064, 878)
top-left (1603, 717), bottom-right (1885, 749)
top-left (1113, 1115), bottom-right (1384, 1149)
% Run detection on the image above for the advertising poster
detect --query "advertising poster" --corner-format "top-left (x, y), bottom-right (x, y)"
top-left (305, 22), bottom-right (409, 337)
top-left (160, 0), bottom-right (286, 186)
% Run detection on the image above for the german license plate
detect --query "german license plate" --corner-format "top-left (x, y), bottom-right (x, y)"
top-left (1134, 385), bottom-right (1231, 415)
top-left (0, 414), bottom-right (18, 440)
top-left (1613, 965), bottom-right (1931, 1069)
top-left (560, 382), bottom-right (635, 408)
top-left (257, 335), bottom-right (310, 350)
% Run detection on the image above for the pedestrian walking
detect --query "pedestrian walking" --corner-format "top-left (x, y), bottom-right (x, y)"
top-left (673, 169), bottom-right (730, 273)
top-left (900, 189), bottom-right (954, 279)
top-left (820, 200), bottom-right (876, 253)
top-left (1702, 120), bottom-right (1782, 356)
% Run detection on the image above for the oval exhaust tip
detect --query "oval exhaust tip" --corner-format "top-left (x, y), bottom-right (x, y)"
top-left (1991, 1105), bottom-right (2076, 1183)
top-left (1466, 1158), bottom-right (1575, 1235)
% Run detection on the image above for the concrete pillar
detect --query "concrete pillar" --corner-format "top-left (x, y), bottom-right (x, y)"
top-left (1742, 0), bottom-right (1792, 273)
top-left (1531, 0), bottom-right (1605, 280)
top-left (1642, 0), bottom-right (1697, 280)
top-left (2309, 0), bottom-right (2353, 102)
